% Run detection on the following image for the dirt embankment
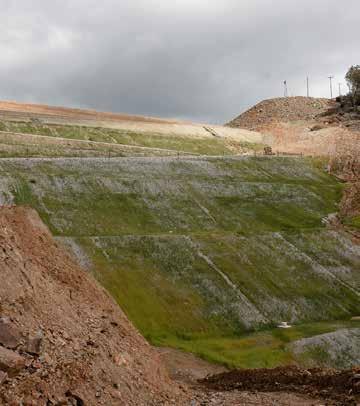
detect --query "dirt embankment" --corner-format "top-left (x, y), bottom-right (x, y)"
top-left (0, 206), bottom-right (185, 405)
top-left (226, 96), bottom-right (360, 157)
top-left (329, 155), bottom-right (360, 232)
top-left (200, 366), bottom-right (360, 405)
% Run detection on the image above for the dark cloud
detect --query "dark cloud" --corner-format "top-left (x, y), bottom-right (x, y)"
top-left (0, 0), bottom-right (359, 123)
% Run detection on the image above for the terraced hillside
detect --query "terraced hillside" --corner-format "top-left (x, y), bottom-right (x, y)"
top-left (0, 119), bottom-right (264, 158)
top-left (1, 156), bottom-right (359, 367)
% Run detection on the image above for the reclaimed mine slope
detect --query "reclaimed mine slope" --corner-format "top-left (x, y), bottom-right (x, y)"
top-left (0, 207), bottom-right (328, 406)
top-left (0, 206), bottom-right (185, 405)
top-left (1, 156), bottom-right (360, 367)
top-left (0, 118), bottom-right (264, 158)
top-left (0, 100), bottom-right (263, 145)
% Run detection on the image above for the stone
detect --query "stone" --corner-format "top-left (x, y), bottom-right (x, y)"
top-left (0, 317), bottom-right (22, 349)
top-left (25, 330), bottom-right (43, 355)
top-left (0, 346), bottom-right (26, 377)
top-left (0, 370), bottom-right (8, 384)
top-left (277, 321), bottom-right (291, 329)
top-left (65, 391), bottom-right (84, 406)
top-left (110, 389), bottom-right (122, 400)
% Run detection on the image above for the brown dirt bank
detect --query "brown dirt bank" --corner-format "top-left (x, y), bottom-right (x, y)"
top-left (0, 206), bottom-right (185, 405)
top-left (200, 365), bottom-right (360, 405)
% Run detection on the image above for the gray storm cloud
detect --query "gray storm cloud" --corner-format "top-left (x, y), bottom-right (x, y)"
top-left (0, 0), bottom-right (359, 123)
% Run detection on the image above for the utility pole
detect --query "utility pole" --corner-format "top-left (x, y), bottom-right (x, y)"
top-left (306, 76), bottom-right (310, 97)
top-left (283, 80), bottom-right (288, 97)
top-left (328, 76), bottom-right (334, 99)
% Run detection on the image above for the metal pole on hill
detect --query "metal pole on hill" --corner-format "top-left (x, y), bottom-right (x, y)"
top-left (307, 77), bottom-right (310, 97)
top-left (284, 80), bottom-right (288, 97)
top-left (328, 76), bottom-right (334, 99)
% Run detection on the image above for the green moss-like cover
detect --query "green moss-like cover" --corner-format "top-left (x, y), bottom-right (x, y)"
top-left (2, 156), bottom-right (359, 368)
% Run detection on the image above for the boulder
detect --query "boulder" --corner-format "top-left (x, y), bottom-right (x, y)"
top-left (0, 347), bottom-right (26, 377)
top-left (0, 317), bottom-right (22, 349)
top-left (25, 330), bottom-right (43, 355)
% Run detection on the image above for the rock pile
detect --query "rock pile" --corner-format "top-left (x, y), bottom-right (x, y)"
top-left (226, 97), bottom-right (332, 130)
top-left (0, 206), bottom-right (185, 405)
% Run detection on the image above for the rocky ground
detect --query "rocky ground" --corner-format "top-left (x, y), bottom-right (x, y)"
top-left (199, 366), bottom-right (360, 405)
top-left (226, 97), bottom-right (332, 131)
top-left (226, 96), bottom-right (360, 157)
top-left (0, 206), bottom-right (186, 405)
top-left (158, 347), bottom-right (360, 405)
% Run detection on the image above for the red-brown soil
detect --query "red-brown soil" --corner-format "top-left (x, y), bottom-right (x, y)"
top-left (0, 206), bottom-right (185, 405)
top-left (200, 366), bottom-right (360, 405)
top-left (157, 347), bottom-right (227, 385)
top-left (0, 101), bottom-right (180, 125)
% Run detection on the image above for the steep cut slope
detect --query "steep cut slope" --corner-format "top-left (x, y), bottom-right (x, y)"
top-left (0, 206), bottom-right (184, 405)
top-left (227, 97), bottom-right (332, 131)
top-left (1, 156), bottom-right (359, 368)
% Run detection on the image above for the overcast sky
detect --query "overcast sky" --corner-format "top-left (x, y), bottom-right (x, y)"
top-left (1, 0), bottom-right (359, 124)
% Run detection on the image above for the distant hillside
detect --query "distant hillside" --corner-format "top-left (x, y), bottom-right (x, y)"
top-left (0, 100), bottom-right (179, 124)
top-left (227, 97), bottom-right (332, 130)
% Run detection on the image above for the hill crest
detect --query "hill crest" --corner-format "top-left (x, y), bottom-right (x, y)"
top-left (226, 97), bottom-right (333, 130)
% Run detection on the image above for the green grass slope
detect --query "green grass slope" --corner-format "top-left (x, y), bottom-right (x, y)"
top-left (1, 155), bottom-right (359, 367)
top-left (0, 119), bottom-right (263, 156)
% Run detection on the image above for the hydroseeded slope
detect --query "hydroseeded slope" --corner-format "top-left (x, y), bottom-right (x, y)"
top-left (0, 156), bottom-right (359, 359)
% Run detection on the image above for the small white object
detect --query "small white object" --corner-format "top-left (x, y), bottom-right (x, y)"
top-left (277, 321), bottom-right (292, 329)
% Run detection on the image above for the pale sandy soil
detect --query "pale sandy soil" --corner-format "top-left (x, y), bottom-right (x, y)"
top-left (0, 100), bottom-right (263, 143)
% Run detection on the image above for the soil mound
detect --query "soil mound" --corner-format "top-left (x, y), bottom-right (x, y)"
top-left (200, 366), bottom-right (360, 405)
top-left (227, 97), bottom-right (332, 130)
top-left (0, 206), bottom-right (184, 405)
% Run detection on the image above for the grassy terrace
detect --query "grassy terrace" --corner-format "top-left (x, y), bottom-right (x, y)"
top-left (1, 155), bottom-right (359, 368)
top-left (0, 119), bottom-right (263, 156)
